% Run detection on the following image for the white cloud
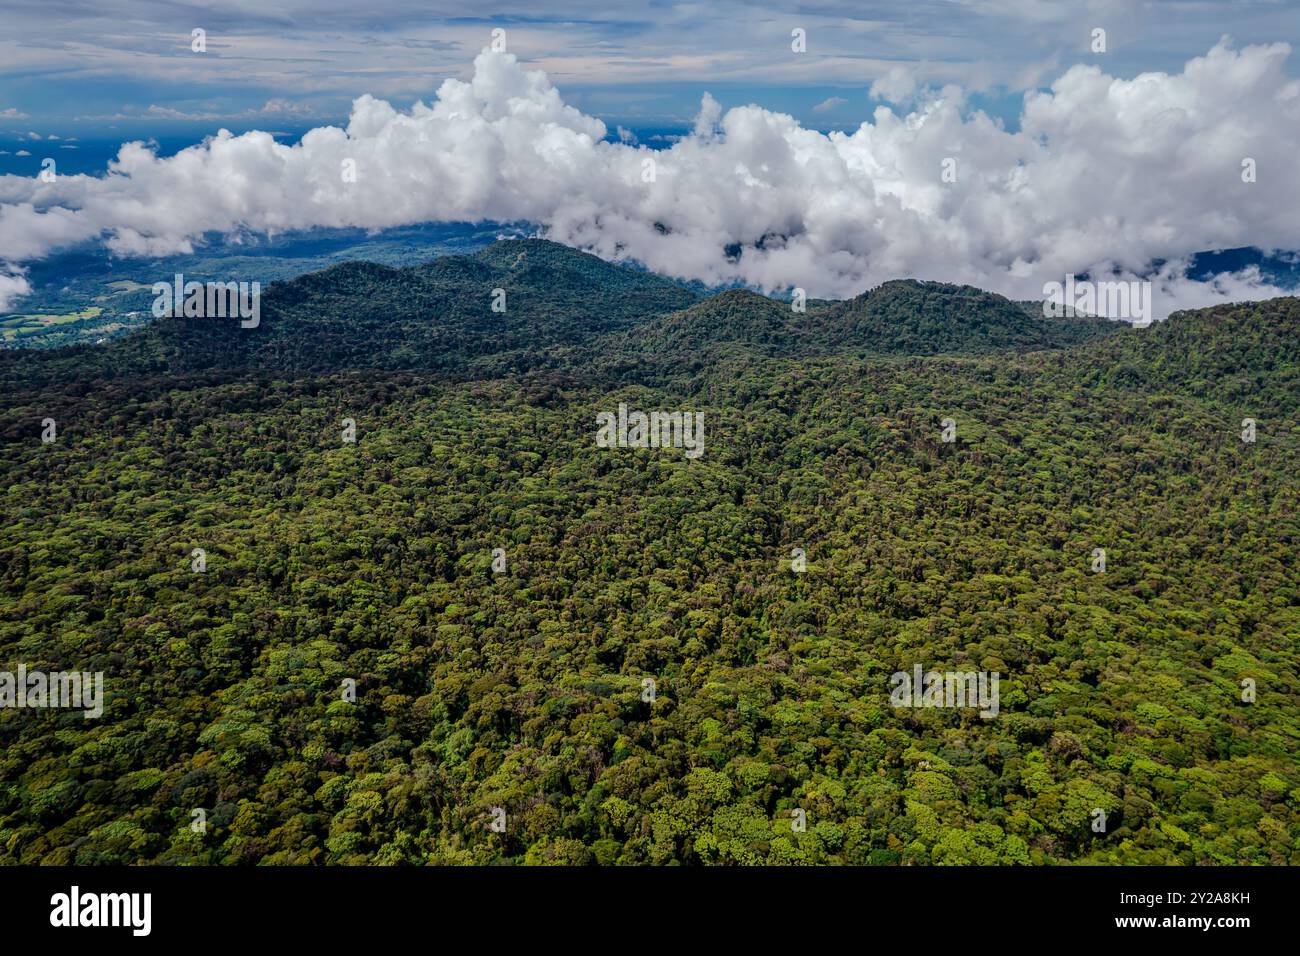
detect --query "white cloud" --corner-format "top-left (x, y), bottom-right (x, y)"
top-left (812, 97), bottom-right (848, 113)
top-left (0, 41), bottom-right (1298, 318)
top-left (114, 101), bottom-right (318, 123)
top-left (0, 108), bottom-right (26, 119)
top-left (692, 91), bottom-right (721, 138)
top-left (0, 268), bottom-right (30, 311)
top-left (869, 66), bottom-right (917, 104)
top-left (258, 98), bottom-right (316, 116)
top-left (145, 105), bottom-right (223, 120)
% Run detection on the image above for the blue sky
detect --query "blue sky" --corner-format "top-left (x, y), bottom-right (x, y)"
top-left (3, 0), bottom-right (1300, 135)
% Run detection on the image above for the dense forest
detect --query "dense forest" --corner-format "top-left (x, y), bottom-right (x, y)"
top-left (0, 239), bottom-right (1296, 865)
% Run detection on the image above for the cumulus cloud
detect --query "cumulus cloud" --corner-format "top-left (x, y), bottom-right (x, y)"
top-left (1, 41), bottom-right (1299, 318)
top-left (869, 66), bottom-right (918, 105)
top-left (0, 268), bottom-right (30, 311)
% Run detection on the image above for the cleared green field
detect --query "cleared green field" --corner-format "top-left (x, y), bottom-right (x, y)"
top-left (1, 307), bottom-right (103, 340)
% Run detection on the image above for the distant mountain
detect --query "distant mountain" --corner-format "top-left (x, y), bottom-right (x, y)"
top-left (11, 234), bottom-right (1298, 354)
top-left (0, 239), bottom-right (702, 390)
top-left (1186, 247), bottom-right (1300, 288)
top-left (817, 279), bottom-right (1119, 355)
top-left (5, 239), bottom-right (1298, 408)
top-left (0, 222), bottom-right (517, 349)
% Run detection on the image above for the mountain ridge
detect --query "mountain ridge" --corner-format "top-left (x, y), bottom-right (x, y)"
top-left (2, 239), bottom-right (1296, 401)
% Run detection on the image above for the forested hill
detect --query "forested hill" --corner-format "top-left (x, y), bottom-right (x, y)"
top-left (0, 240), bottom-right (702, 391)
top-left (0, 240), bottom-right (1297, 866)
top-left (0, 239), bottom-right (1119, 396)
top-left (817, 279), bottom-right (1118, 355)
top-left (1067, 296), bottom-right (1300, 407)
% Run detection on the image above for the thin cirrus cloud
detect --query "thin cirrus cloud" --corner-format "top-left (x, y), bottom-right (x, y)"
top-left (5, 1), bottom-right (1300, 123)
top-left (0, 40), bottom-right (1297, 315)
top-left (812, 97), bottom-right (849, 113)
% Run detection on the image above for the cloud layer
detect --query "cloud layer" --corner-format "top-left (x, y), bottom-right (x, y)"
top-left (2, 40), bottom-right (1299, 315)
